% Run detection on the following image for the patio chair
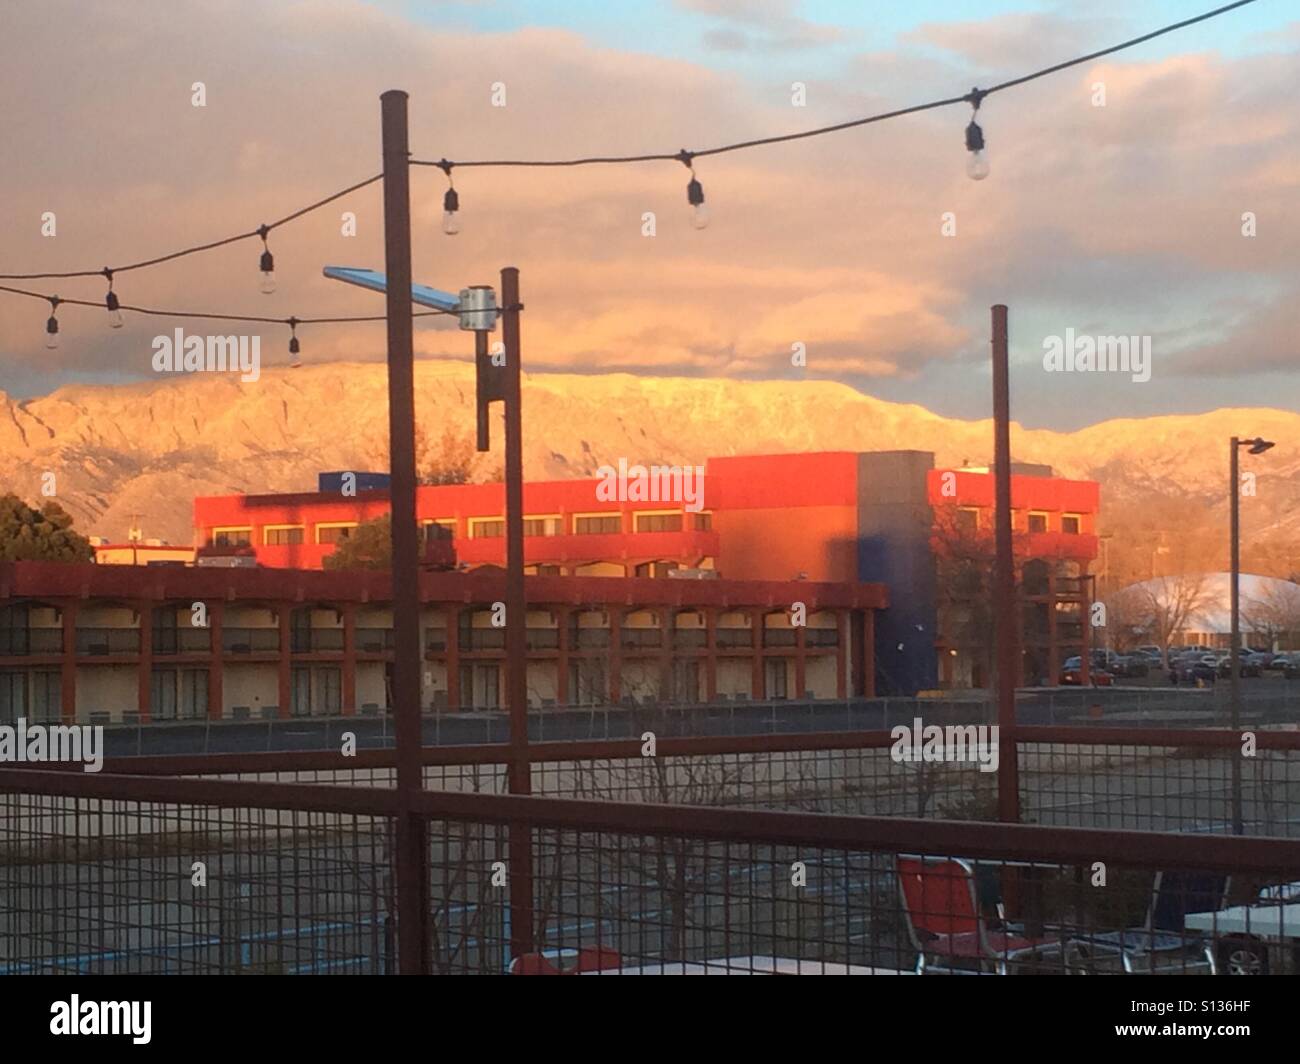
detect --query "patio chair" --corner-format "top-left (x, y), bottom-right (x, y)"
top-left (896, 856), bottom-right (1064, 975)
top-left (1068, 870), bottom-right (1226, 974)
top-left (508, 946), bottom-right (622, 975)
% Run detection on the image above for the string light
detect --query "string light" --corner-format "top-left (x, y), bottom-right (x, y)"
top-left (436, 160), bottom-right (461, 236)
top-left (102, 269), bottom-right (124, 328)
top-left (45, 297), bottom-right (60, 350)
top-left (678, 151), bottom-right (709, 230)
top-left (257, 225), bottom-right (276, 295)
top-left (965, 89), bottom-right (989, 181)
top-left (288, 317), bottom-right (302, 368)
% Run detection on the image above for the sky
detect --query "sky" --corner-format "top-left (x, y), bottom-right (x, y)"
top-left (0, 0), bottom-right (1295, 428)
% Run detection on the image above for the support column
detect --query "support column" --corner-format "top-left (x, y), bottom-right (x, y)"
top-left (658, 606), bottom-right (673, 703)
top-left (444, 607), bottom-right (461, 711)
top-left (556, 605), bottom-right (570, 707)
top-left (703, 607), bottom-right (718, 702)
top-left (342, 603), bottom-right (357, 714)
top-left (137, 602), bottom-right (153, 723)
top-left (60, 601), bottom-right (77, 724)
top-left (751, 609), bottom-right (764, 700)
top-left (608, 609), bottom-right (623, 703)
top-left (836, 609), bottom-right (849, 699)
top-left (208, 601), bottom-right (224, 720)
top-left (862, 610), bottom-right (876, 698)
top-left (277, 606), bottom-right (291, 719)
top-left (1046, 569), bottom-right (1059, 687)
top-left (794, 617), bottom-right (807, 701)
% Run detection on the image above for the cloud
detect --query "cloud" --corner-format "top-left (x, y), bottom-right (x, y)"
top-left (0, 0), bottom-right (1294, 422)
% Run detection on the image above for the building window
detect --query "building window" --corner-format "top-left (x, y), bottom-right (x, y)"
top-left (634, 512), bottom-right (683, 533)
top-left (526, 564), bottom-right (562, 576)
top-left (1062, 514), bottom-right (1081, 534)
top-left (316, 524), bottom-right (357, 545)
top-left (634, 561), bottom-right (679, 579)
top-left (264, 526), bottom-right (304, 546)
top-left (522, 516), bottom-right (561, 537)
top-left (692, 512), bottom-right (713, 531)
top-left (424, 521), bottom-right (454, 543)
top-left (1028, 512), bottom-right (1049, 534)
top-left (212, 527), bottom-right (251, 547)
top-left (956, 507), bottom-right (980, 532)
top-left (469, 519), bottom-right (505, 539)
top-left (574, 515), bottom-right (620, 535)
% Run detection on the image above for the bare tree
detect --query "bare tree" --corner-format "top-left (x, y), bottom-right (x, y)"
top-left (1133, 572), bottom-right (1212, 653)
top-left (1243, 579), bottom-right (1300, 651)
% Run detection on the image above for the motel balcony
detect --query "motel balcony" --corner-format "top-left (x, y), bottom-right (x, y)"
top-left (1022, 531), bottom-right (1099, 564)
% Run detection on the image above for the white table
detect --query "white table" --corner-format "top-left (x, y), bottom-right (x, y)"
top-left (1184, 902), bottom-right (1300, 942)
top-left (583, 956), bottom-right (911, 975)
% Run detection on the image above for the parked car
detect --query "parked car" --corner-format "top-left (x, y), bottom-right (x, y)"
top-left (1268, 654), bottom-right (1293, 671)
top-left (1061, 656), bottom-right (1114, 686)
top-left (1111, 654), bottom-right (1149, 678)
top-left (1215, 653), bottom-right (1263, 678)
top-left (1246, 651), bottom-right (1273, 671)
top-left (1136, 644), bottom-right (1164, 661)
top-left (1284, 657), bottom-right (1300, 681)
top-left (1174, 658), bottom-right (1218, 685)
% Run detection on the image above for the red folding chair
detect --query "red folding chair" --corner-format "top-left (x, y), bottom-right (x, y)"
top-left (897, 856), bottom-right (1062, 975)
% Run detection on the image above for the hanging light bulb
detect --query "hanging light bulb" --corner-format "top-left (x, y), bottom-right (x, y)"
top-left (257, 225), bottom-right (276, 295)
top-left (287, 318), bottom-right (302, 369)
top-left (965, 90), bottom-right (989, 181)
top-left (45, 297), bottom-right (60, 350)
top-left (103, 270), bottom-right (124, 328)
top-left (679, 151), bottom-right (709, 230)
top-left (439, 162), bottom-right (460, 236)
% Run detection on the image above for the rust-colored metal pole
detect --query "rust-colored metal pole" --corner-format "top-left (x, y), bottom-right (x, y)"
top-left (501, 266), bottom-right (535, 956)
top-left (380, 89), bottom-right (428, 974)
top-left (1229, 436), bottom-right (1243, 835)
top-left (991, 304), bottom-right (1021, 823)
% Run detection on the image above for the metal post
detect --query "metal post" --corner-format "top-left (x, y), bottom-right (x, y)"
top-left (1229, 437), bottom-right (1243, 835)
top-left (501, 266), bottom-right (535, 956)
top-left (991, 305), bottom-right (1020, 823)
top-left (380, 88), bottom-right (428, 973)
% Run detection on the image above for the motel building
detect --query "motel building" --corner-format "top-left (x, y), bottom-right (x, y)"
top-left (0, 451), bottom-right (1097, 724)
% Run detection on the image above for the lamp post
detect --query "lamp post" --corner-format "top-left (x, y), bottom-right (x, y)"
top-left (1229, 434), bottom-right (1274, 836)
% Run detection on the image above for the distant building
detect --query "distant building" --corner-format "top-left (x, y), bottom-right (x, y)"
top-left (0, 451), bottom-right (1099, 723)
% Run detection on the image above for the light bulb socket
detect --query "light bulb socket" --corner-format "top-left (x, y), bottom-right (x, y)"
top-left (289, 336), bottom-right (300, 355)
top-left (965, 119), bottom-right (985, 153)
top-left (687, 178), bottom-right (705, 207)
top-left (259, 249), bottom-right (275, 274)
top-left (443, 187), bottom-right (459, 213)
top-left (106, 291), bottom-right (120, 313)
top-left (46, 315), bottom-right (59, 336)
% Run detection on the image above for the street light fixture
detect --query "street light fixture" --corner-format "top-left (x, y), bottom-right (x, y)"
top-left (1228, 434), bottom-right (1276, 835)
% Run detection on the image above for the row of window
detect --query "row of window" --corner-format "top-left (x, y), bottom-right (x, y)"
top-left (212, 511), bottom-right (714, 547)
top-left (955, 508), bottom-right (1084, 535)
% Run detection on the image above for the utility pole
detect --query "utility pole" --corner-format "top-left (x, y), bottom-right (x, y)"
top-left (991, 305), bottom-right (1020, 823)
top-left (500, 267), bottom-right (535, 956)
top-left (380, 88), bottom-right (428, 974)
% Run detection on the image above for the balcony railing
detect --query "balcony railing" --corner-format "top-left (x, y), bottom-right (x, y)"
top-left (425, 629), bottom-right (448, 651)
top-left (804, 628), bottom-right (839, 647)
top-left (715, 628), bottom-right (752, 648)
top-left (356, 628), bottom-right (395, 653)
top-left (0, 628), bottom-right (64, 655)
top-left (74, 628), bottom-right (140, 655)
top-left (153, 628), bottom-right (212, 654)
top-left (620, 628), bottom-right (661, 649)
top-left (673, 628), bottom-right (707, 649)
top-left (572, 630), bottom-right (610, 650)
top-left (762, 629), bottom-right (797, 648)
top-left (525, 629), bottom-right (559, 650)
top-left (460, 629), bottom-right (506, 651)
top-left (291, 629), bottom-right (344, 653)
top-left (221, 628), bottom-right (280, 653)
